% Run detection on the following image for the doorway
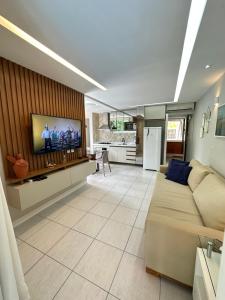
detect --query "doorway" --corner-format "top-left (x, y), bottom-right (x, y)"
top-left (166, 117), bottom-right (186, 162)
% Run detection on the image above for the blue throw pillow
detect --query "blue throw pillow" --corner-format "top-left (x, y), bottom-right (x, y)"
top-left (166, 163), bottom-right (192, 185)
top-left (166, 159), bottom-right (189, 175)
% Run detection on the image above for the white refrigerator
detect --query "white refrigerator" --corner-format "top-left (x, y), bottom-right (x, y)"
top-left (143, 127), bottom-right (162, 171)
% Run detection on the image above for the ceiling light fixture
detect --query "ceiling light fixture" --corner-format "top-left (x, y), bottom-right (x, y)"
top-left (173, 0), bottom-right (207, 102)
top-left (204, 64), bottom-right (212, 69)
top-left (0, 15), bottom-right (107, 91)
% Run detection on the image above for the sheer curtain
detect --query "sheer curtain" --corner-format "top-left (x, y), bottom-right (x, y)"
top-left (0, 177), bottom-right (30, 300)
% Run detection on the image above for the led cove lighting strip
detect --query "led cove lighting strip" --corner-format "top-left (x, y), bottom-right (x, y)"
top-left (0, 15), bottom-right (107, 91)
top-left (174, 0), bottom-right (207, 102)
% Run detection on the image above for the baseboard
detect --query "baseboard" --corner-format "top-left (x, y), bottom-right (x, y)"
top-left (13, 180), bottom-right (87, 228)
top-left (146, 267), bottom-right (192, 289)
top-left (146, 267), bottom-right (160, 277)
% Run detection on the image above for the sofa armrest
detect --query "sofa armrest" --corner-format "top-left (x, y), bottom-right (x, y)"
top-left (148, 213), bottom-right (223, 241)
top-left (159, 164), bottom-right (168, 174)
top-left (145, 213), bottom-right (223, 286)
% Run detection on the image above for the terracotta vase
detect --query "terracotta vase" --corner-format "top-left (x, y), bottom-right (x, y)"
top-left (7, 154), bottom-right (29, 178)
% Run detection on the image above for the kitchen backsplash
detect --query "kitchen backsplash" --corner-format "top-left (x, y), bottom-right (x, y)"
top-left (97, 130), bottom-right (136, 143)
top-left (92, 113), bottom-right (100, 142)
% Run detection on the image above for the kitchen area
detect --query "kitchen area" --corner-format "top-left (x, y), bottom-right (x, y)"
top-left (91, 110), bottom-right (144, 166)
top-left (85, 97), bottom-right (196, 169)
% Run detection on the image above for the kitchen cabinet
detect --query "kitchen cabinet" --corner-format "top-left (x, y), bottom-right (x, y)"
top-left (125, 147), bottom-right (136, 164)
top-left (109, 146), bottom-right (136, 164)
top-left (118, 147), bottom-right (126, 163)
top-left (108, 147), bottom-right (118, 162)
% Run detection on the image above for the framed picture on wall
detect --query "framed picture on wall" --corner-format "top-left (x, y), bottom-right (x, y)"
top-left (215, 103), bottom-right (225, 137)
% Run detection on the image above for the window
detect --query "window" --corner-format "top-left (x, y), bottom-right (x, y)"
top-left (167, 119), bottom-right (184, 141)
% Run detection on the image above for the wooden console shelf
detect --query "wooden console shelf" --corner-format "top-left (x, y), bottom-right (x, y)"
top-left (7, 157), bottom-right (89, 184)
top-left (7, 160), bottom-right (96, 210)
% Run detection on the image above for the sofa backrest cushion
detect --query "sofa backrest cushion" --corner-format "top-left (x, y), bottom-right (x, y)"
top-left (190, 159), bottom-right (201, 168)
top-left (193, 174), bottom-right (225, 231)
top-left (188, 166), bottom-right (210, 191)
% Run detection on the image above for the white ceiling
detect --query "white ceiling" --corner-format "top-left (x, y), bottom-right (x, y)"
top-left (179, 0), bottom-right (225, 102)
top-left (0, 0), bottom-right (224, 109)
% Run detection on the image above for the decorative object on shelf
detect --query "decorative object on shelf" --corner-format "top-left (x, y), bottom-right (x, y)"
top-left (6, 154), bottom-right (29, 178)
top-left (47, 162), bottom-right (56, 168)
top-left (46, 159), bottom-right (56, 168)
top-left (62, 152), bottom-right (67, 164)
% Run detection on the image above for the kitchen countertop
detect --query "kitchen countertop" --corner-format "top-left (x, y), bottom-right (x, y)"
top-left (109, 144), bottom-right (136, 148)
top-left (93, 143), bottom-right (136, 148)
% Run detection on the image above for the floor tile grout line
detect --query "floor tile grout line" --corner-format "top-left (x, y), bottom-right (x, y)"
top-left (39, 211), bottom-right (89, 230)
top-left (21, 186), bottom-right (150, 261)
top-left (106, 292), bottom-right (121, 300)
top-left (46, 207), bottom-right (146, 296)
top-left (19, 166), bottom-right (155, 298)
top-left (23, 242), bottom-right (112, 297)
top-left (52, 270), bottom-right (73, 300)
top-left (72, 270), bottom-right (112, 295)
top-left (107, 195), bottom-right (143, 296)
top-left (16, 218), bottom-right (51, 242)
top-left (23, 253), bottom-right (45, 276)
top-left (17, 203), bottom-right (89, 242)
top-left (21, 214), bottom-right (146, 277)
top-left (20, 205), bottom-right (144, 265)
top-left (21, 225), bottom-right (72, 276)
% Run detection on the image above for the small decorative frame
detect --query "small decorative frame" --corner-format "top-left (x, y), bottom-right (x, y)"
top-left (200, 113), bottom-right (206, 138)
top-left (204, 106), bottom-right (211, 133)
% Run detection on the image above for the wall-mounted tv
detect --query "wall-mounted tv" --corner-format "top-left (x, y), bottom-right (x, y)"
top-left (31, 114), bottom-right (82, 154)
top-left (215, 104), bottom-right (225, 137)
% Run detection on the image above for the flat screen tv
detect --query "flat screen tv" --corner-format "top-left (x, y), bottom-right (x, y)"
top-left (215, 104), bottom-right (225, 137)
top-left (31, 114), bottom-right (82, 154)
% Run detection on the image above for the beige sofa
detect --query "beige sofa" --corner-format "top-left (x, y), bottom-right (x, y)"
top-left (144, 159), bottom-right (225, 287)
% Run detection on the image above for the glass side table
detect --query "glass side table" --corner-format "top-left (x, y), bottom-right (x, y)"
top-left (198, 236), bottom-right (223, 296)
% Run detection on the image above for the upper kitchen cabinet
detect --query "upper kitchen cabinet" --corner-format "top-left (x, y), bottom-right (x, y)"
top-left (109, 110), bottom-right (138, 131)
top-left (117, 112), bottom-right (125, 131)
top-left (110, 111), bottom-right (125, 131)
top-left (110, 111), bottom-right (118, 130)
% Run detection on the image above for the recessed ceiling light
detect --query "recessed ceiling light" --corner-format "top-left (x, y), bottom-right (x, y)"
top-left (174, 0), bottom-right (207, 102)
top-left (0, 15), bottom-right (107, 91)
top-left (205, 64), bottom-right (212, 69)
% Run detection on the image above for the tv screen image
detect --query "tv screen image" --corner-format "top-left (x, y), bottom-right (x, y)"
top-left (32, 114), bottom-right (82, 154)
top-left (215, 104), bottom-right (225, 137)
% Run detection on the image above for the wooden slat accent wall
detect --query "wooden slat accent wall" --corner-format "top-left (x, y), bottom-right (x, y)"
top-left (0, 57), bottom-right (86, 178)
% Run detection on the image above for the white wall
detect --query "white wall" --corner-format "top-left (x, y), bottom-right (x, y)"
top-left (188, 73), bottom-right (225, 176)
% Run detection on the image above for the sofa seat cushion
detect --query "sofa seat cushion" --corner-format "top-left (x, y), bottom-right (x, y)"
top-left (193, 174), bottom-right (225, 231)
top-left (188, 166), bottom-right (210, 191)
top-left (150, 173), bottom-right (200, 216)
top-left (149, 206), bottom-right (203, 225)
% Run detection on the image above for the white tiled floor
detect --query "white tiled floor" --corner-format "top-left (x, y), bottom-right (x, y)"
top-left (15, 164), bottom-right (192, 300)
